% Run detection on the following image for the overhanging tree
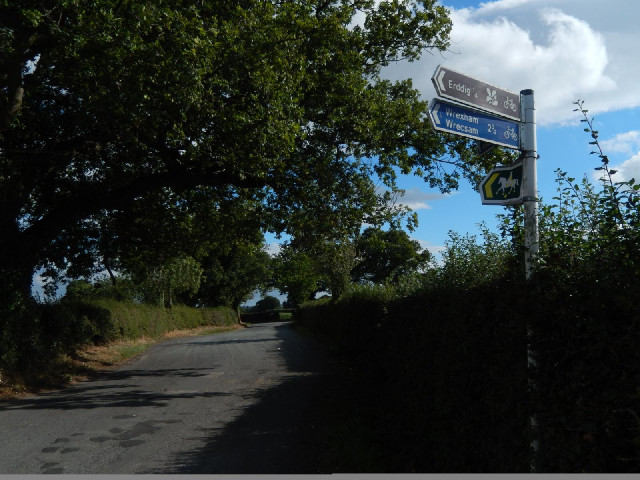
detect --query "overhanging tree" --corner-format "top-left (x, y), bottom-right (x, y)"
top-left (1, 1), bottom-right (507, 310)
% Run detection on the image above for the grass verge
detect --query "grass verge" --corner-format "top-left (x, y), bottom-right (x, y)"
top-left (0, 323), bottom-right (242, 400)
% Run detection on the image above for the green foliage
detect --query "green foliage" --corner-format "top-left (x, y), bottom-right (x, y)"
top-left (137, 255), bottom-right (203, 308)
top-left (64, 279), bottom-right (95, 301)
top-left (1, 1), bottom-right (513, 386)
top-left (274, 227), bottom-right (432, 305)
top-left (0, 289), bottom-right (237, 379)
top-left (0, 0), bottom-right (506, 304)
top-left (314, 237), bottom-right (358, 299)
top-left (253, 295), bottom-right (281, 312)
top-left (437, 224), bottom-right (517, 289)
top-left (511, 102), bottom-right (640, 472)
top-left (295, 273), bottom-right (528, 472)
top-left (273, 247), bottom-right (322, 307)
top-left (0, 299), bottom-right (116, 374)
top-left (93, 299), bottom-right (237, 340)
top-left (193, 238), bottom-right (272, 309)
top-left (351, 227), bottom-right (431, 284)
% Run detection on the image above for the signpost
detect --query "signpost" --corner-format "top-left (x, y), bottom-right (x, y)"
top-left (428, 98), bottom-right (520, 149)
top-left (432, 65), bottom-right (521, 121)
top-left (430, 66), bottom-right (540, 472)
top-left (480, 161), bottom-right (523, 205)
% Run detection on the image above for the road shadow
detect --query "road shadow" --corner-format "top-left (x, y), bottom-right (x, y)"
top-left (0, 367), bottom-right (229, 412)
top-left (153, 322), bottom-right (341, 474)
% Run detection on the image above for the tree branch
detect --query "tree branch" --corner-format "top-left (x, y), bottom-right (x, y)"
top-left (1, 61), bottom-right (24, 130)
top-left (2, 168), bottom-right (266, 266)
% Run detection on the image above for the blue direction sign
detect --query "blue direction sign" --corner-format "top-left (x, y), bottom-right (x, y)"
top-left (428, 98), bottom-right (520, 150)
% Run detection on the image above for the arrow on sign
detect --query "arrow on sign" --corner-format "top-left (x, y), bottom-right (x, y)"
top-left (432, 101), bottom-right (441, 125)
top-left (436, 68), bottom-right (446, 93)
top-left (480, 162), bottom-right (523, 205)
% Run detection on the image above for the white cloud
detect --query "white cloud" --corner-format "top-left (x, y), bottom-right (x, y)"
top-left (397, 188), bottom-right (448, 210)
top-left (600, 131), bottom-right (640, 155)
top-left (265, 242), bottom-right (282, 257)
top-left (383, 0), bottom-right (640, 125)
top-left (445, 7), bottom-right (614, 124)
top-left (415, 238), bottom-right (446, 255)
top-left (592, 131), bottom-right (640, 183)
top-left (477, 0), bottom-right (533, 13)
top-left (609, 152), bottom-right (640, 184)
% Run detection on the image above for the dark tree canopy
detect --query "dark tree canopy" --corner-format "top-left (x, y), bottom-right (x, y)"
top-left (0, 0), bottom-right (507, 303)
top-left (351, 227), bottom-right (431, 284)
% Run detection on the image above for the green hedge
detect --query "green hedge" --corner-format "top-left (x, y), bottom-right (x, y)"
top-left (295, 282), bottom-right (529, 472)
top-left (529, 269), bottom-right (640, 472)
top-left (296, 267), bottom-right (640, 473)
top-left (2, 300), bottom-right (238, 375)
top-left (91, 299), bottom-right (238, 340)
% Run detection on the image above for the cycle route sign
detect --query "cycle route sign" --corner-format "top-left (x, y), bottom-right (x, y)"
top-left (428, 98), bottom-right (520, 149)
top-left (432, 65), bottom-right (521, 121)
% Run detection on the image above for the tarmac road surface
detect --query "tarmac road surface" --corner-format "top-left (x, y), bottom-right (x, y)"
top-left (0, 321), bottom-right (334, 474)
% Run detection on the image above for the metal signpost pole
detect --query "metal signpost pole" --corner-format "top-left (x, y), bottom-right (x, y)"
top-left (521, 89), bottom-right (539, 279)
top-left (520, 89), bottom-right (539, 472)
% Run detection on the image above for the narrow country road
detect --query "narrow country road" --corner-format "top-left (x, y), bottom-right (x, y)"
top-left (0, 321), bottom-right (335, 474)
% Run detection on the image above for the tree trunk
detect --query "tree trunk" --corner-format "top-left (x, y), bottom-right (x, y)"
top-left (105, 261), bottom-right (117, 287)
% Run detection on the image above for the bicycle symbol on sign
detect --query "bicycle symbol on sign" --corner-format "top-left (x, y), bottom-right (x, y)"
top-left (504, 97), bottom-right (517, 112)
top-left (504, 125), bottom-right (518, 141)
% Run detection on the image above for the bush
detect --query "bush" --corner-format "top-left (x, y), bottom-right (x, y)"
top-left (253, 295), bottom-right (281, 312)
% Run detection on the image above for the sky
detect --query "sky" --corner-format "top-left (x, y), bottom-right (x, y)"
top-left (33, 0), bottom-right (640, 303)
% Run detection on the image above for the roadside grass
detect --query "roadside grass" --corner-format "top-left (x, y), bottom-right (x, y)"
top-left (0, 323), bottom-right (242, 400)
